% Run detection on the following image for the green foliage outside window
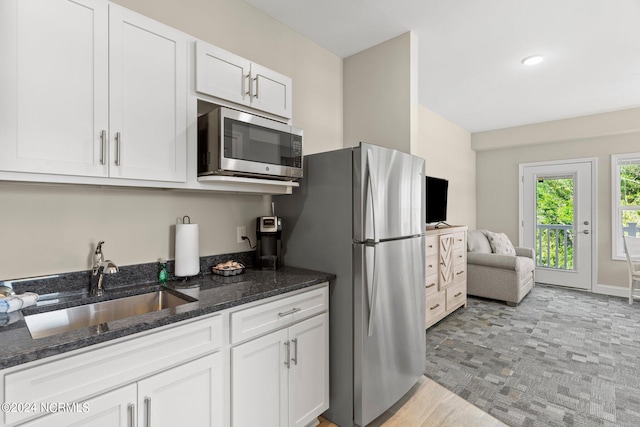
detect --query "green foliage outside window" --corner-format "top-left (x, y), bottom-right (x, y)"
top-left (620, 164), bottom-right (640, 237)
top-left (536, 178), bottom-right (574, 269)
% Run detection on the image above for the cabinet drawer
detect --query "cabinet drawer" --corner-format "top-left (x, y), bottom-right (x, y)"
top-left (446, 281), bottom-right (466, 311)
top-left (425, 274), bottom-right (438, 296)
top-left (454, 264), bottom-right (466, 285)
top-left (230, 286), bottom-right (328, 344)
top-left (425, 236), bottom-right (438, 255)
top-left (454, 247), bottom-right (466, 266)
top-left (425, 290), bottom-right (446, 324)
top-left (453, 232), bottom-right (466, 249)
top-left (425, 254), bottom-right (438, 277)
top-left (3, 314), bottom-right (222, 426)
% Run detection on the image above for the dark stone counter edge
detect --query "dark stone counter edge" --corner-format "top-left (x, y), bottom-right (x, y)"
top-left (0, 271), bottom-right (335, 370)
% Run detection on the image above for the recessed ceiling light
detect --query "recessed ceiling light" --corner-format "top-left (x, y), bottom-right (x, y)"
top-left (521, 55), bottom-right (544, 66)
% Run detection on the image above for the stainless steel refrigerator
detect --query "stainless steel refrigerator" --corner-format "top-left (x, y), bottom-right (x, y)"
top-left (275, 142), bottom-right (426, 427)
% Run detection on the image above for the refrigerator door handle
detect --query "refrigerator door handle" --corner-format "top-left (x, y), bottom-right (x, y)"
top-left (366, 148), bottom-right (379, 243)
top-left (367, 243), bottom-right (378, 337)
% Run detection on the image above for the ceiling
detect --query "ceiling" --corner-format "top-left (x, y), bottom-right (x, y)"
top-left (243, 0), bottom-right (640, 133)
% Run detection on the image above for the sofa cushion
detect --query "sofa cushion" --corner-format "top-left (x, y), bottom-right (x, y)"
top-left (485, 231), bottom-right (516, 256)
top-left (467, 229), bottom-right (492, 253)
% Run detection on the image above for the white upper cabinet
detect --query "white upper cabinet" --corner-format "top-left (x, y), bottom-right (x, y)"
top-left (0, 0), bottom-right (187, 183)
top-left (195, 41), bottom-right (292, 119)
top-left (0, 0), bottom-right (109, 177)
top-left (109, 5), bottom-right (187, 182)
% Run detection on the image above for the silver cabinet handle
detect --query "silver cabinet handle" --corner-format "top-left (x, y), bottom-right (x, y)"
top-left (278, 307), bottom-right (301, 317)
top-left (100, 130), bottom-right (107, 165)
top-left (582, 230), bottom-right (590, 234)
top-left (291, 338), bottom-right (298, 365)
top-left (253, 76), bottom-right (259, 99)
top-left (115, 132), bottom-right (122, 166)
top-left (284, 340), bottom-right (290, 368)
top-left (144, 397), bottom-right (151, 427)
top-left (127, 403), bottom-right (135, 427)
top-left (245, 73), bottom-right (251, 97)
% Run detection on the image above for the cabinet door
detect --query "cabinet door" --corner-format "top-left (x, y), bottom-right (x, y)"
top-left (250, 62), bottom-right (292, 119)
top-left (109, 5), bottom-right (187, 182)
top-left (288, 314), bottom-right (329, 427)
top-left (439, 234), bottom-right (455, 288)
top-left (0, 0), bottom-right (109, 177)
top-left (20, 384), bottom-right (136, 427)
top-left (137, 353), bottom-right (223, 427)
top-left (195, 41), bottom-right (251, 107)
top-left (232, 328), bottom-right (289, 427)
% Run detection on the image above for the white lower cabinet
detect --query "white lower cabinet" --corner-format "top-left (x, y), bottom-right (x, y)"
top-left (20, 353), bottom-right (221, 427)
top-left (138, 353), bottom-right (222, 427)
top-left (21, 384), bottom-right (137, 427)
top-left (231, 313), bottom-right (329, 427)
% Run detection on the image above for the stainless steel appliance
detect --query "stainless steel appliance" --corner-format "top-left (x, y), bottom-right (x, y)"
top-left (256, 215), bottom-right (282, 269)
top-left (197, 106), bottom-right (303, 180)
top-left (275, 142), bottom-right (426, 427)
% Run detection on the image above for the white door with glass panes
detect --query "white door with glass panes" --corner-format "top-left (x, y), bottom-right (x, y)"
top-left (520, 160), bottom-right (595, 289)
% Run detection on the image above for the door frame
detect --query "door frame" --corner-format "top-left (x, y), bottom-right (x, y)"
top-left (518, 157), bottom-right (598, 291)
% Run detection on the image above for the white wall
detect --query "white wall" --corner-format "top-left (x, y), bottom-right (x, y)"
top-left (473, 109), bottom-right (640, 288)
top-left (343, 32), bottom-right (417, 153)
top-left (415, 106), bottom-right (476, 229)
top-left (0, 0), bottom-right (343, 280)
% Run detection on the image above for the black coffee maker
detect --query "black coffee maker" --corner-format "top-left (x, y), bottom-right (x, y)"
top-left (256, 216), bottom-right (282, 269)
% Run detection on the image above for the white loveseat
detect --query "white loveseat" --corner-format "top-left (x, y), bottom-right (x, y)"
top-left (466, 229), bottom-right (536, 306)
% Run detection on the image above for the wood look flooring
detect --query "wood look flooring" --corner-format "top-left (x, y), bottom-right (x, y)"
top-left (318, 376), bottom-right (506, 427)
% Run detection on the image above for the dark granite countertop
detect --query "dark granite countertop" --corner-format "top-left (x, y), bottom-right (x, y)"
top-left (0, 266), bottom-right (334, 370)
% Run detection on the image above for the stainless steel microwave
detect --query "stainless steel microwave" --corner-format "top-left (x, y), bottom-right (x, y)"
top-left (197, 107), bottom-right (303, 180)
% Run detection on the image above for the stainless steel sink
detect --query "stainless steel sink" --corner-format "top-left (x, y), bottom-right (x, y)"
top-left (24, 290), bottom-right (191, 339)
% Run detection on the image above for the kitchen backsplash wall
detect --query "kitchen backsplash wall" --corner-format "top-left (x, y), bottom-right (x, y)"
top-left (0, 182), bottom-right (270, 281)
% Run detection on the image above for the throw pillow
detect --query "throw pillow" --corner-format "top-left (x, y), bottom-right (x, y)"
top-left (485, 231), bottom-right (516, 256)
top-left (467, 229), bottom-right (492, 253)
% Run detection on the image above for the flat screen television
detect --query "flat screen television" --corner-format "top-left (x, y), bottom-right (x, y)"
top-left (425, 176), bottom-right (448, 224)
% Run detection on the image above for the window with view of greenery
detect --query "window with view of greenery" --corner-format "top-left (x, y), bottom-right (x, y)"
top-left (536, 177), bottom-right (574, 269)
top-left (612, 154), bottom-right (640, 259)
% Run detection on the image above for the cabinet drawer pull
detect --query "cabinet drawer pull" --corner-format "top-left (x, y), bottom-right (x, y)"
top-left (429, 303), bottom-right (440, 311)
top-left (425, 283), bottom-right (436, 289)
top-left (144, 397), bottom-right (151, 427)
top-left (284, 340), bottom-right (291, 368)
top-left (456, 270), bottom-right (465, 275)
top-left (115, 132), bottom-right (122, 166)
top-left (427, 264), bottom-right (433, 268)
top-left (128, 403), bottom-right (135, 427)
top-left (100, 130), bottom-right (107, 165)
top-left (278, 307), bottom-right (301, 317)
top-left (291, 338), bottom-right (298, 365)
top-left (454, 292), bottom-right (462, 298)
top-left (245, 73), bottom-right (251, 96)
top-left (253, 76), bottom-right (259, 99)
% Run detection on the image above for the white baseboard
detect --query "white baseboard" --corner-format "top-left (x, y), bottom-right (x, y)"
top-left (592, 283), bottom-right (629, 298)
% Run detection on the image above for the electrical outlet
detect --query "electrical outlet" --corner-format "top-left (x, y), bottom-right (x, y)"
top-left (236, 226), bottom-right (247, 243)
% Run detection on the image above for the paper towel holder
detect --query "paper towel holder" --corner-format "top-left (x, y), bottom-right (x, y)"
top-left (182, 215), bottom-right (191, 224)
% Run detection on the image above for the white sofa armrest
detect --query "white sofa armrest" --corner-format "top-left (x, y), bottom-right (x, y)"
top-left (515, 247), bottom-right (535, 260)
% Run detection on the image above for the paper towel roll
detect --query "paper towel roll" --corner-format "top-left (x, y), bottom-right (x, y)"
top-left (175, 223), bottom-right (200, 277)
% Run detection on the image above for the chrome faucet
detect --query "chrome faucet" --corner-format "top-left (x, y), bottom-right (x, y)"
top-left (92, 241), bottom-right (118, 296)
